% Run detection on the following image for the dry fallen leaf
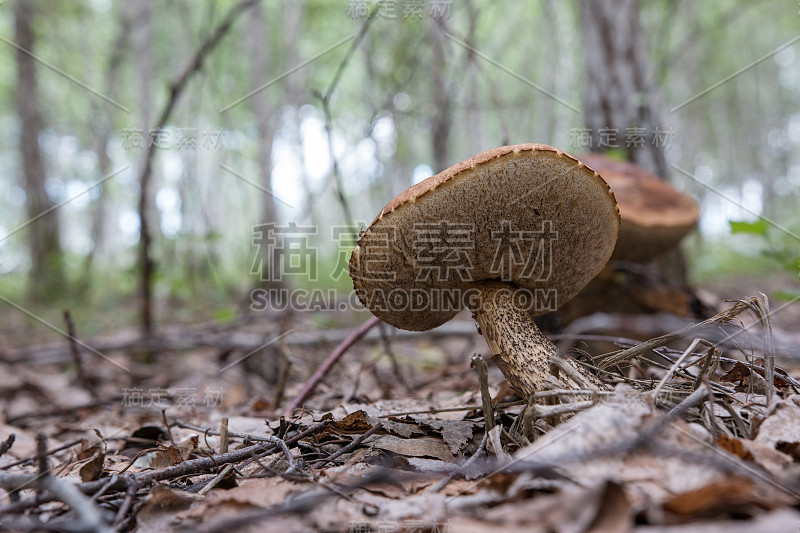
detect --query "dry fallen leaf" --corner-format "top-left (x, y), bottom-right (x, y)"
top-left (366, 434), bottom-right (455, 462)
top-left (326, 409), bottom-right (372, 435)
top-left (663, 476), bottom-right (778, 517)
top-left (137, 484), bottom-right (203, 533)
top-left (78, 450), bottom-right (105, 482)
top-left (415, 418), bottom-right (477, 455)
top-left (753, 396), bottom-right (800, 459)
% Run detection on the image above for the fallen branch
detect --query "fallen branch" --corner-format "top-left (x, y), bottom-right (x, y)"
top-left (6, 319), bottom-right (478, 366)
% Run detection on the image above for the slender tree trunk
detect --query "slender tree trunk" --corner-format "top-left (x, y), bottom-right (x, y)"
top-left (136, 0), bottom-right (258, 335)
top-left (15, 0), bottom-right (66, 300)
top-left (579, 0), bottom-right (668, 178)
top-left (83, 3), bottom-right (131, 287)
top-left (430, 21), bottom-right (451, 172)
top-left (248, 3), bottom-right (277, 229)
top-left (134, 0), bottom-right (157, 335)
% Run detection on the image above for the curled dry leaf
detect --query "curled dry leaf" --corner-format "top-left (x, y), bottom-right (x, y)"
top-left (145, 445), bottom-right (185, 469)
top-left (78, 450), bottom-right (105, 482)
top-left (173, 435), bottom-right (199, 460)
top-left (324, 410), bottom-right (372, 435)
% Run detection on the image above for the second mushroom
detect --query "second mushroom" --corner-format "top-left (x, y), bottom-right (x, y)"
top-left (349, 144), bottom-right (619, 401)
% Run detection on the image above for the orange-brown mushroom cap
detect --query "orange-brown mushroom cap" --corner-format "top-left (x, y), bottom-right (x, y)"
top-left (350, 144), bottom-right (620, 331)
top-left (577, 153), bottom-right (699, 262)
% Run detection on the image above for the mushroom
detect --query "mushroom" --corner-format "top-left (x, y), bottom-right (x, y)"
top-left (349, 144), bottom-right (619, 400)
top-left (577, 153), bottom-right (699, 262)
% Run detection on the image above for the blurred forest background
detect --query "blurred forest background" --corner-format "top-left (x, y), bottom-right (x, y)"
top-left (1, 0), bottom-right (799, 344)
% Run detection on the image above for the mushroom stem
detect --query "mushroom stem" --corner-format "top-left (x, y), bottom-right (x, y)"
top-left (469, 282), bottom-right (603, 400)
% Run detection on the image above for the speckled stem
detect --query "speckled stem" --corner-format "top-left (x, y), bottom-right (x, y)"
top-left (470, 282), bottom-right (605, 401)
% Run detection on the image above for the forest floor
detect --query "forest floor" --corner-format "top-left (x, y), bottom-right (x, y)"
top-left (1, 282), bottom-right (799, 532)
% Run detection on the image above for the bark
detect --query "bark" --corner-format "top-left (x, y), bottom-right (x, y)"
top-left (134, 0), bottom-right (156, 335)
top-left (579, 0), bottom-right (668, 178)
top-left (15, 0), bottom-right (66, 300)
top-left (579, 0), bottom-right (688, 284)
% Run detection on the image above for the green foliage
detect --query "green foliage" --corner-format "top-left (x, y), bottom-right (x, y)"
top-left (728, 218), bottom-right (771, 237)
top-left (729, 218), bottom-right (800, 274)
top-left (728, 217), bottom-right (800, 301)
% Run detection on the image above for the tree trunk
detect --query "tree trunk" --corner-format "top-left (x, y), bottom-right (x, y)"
top-left (247, 3), bottom-right (278, 229)
top-left (83, 2), bottom-right (131, 287)
top-left (430, 21), bottom-right (451, 172)
top-left (579, 0), bottom-right (687, 284)
top-left (15, 0), bottom-right (66, 300)
top-left (579, 0), bottom-right (668, 178)
top-left (133, 0), bottom-right (158, 336)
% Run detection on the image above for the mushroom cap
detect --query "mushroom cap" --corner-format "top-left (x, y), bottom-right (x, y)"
top-left (577, 153), bottom-right (699, 262)
top-left (350, 144), bottom-right (620, 331)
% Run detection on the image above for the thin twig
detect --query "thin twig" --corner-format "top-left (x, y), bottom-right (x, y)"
top-left (598, 300), bottom-right (753, 369)
top-left (267, 436), bottom-right (296, 473)
top-left (174, 419), bottom-right (273, 442)
top-left (651, 338), bottom-right (707, 401)
top-left (219, 417), bottom-right (229, 454)
top-left (0, 434), bottom-right (15, 458)
top-left (284, 316), bottom-right (381, 414)
top-left (238, 421), bottom-right (329, 471)
top-left (471, 354), bottom-right (494, 432)
top-left (197, 464), bottom-right (234, 496)
top-left (161, 409), bottom-right (176, 448)
top-left (63, 309), bottom-right (96, 398)
top-left (136, 0), bottom-right (258, 334)
top-left (0, 438), bottom-right (83, 470)
top-left (377, 392), bottom-right (614, 418)
top-left (112, 478), bottom-right (139, 530)
top-left (36, 432), bottom-right (50, 480)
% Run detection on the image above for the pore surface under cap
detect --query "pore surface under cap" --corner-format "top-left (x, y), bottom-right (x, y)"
top-left (350, 144), bottom-right (620, 331)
